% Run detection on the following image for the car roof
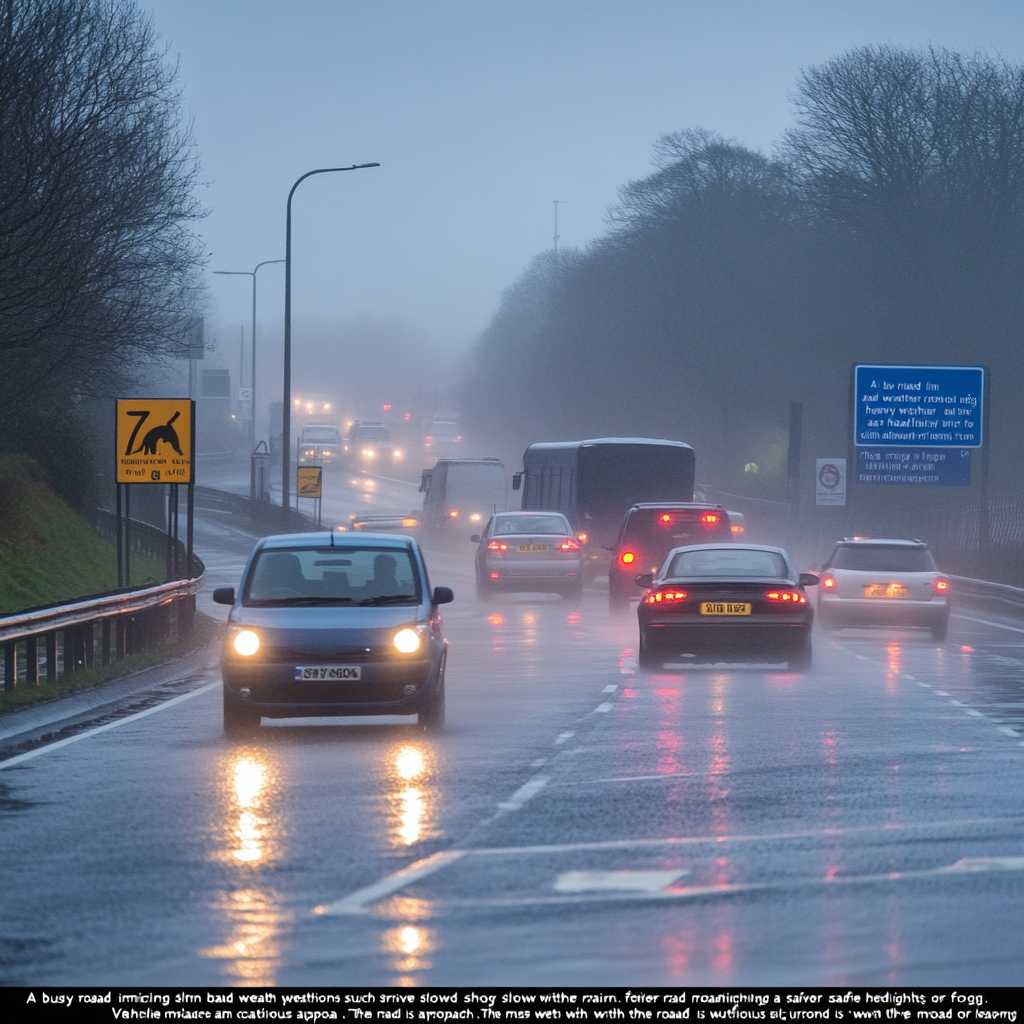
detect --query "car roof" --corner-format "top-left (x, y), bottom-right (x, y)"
top-left (834, 538), bottom-right (928, 547)
top-left (257, 531), bottom-right (415, 551)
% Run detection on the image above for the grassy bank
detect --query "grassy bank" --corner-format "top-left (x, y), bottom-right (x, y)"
top-left (0, 455), bottom-right (163, 613)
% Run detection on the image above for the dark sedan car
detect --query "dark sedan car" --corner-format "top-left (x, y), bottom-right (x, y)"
top-left (635, 543), bottom-right (818, 670)
top-left (214, 532), bottom-right (452, 735)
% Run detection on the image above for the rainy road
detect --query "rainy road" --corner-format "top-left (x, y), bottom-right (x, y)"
top-left (1, 472), bottom-right (1023, 986)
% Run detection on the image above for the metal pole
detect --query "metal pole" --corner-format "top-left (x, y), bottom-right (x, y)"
top-left (282, 163), bottom-right (379, 523)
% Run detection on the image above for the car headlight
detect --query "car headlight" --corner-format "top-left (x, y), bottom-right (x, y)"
top-left (393, 627), bottom-right (423, 654)
top-left (233, 629), bottom-right (260, 656)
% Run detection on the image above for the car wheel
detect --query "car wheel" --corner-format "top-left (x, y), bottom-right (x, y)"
top-left (418, 677), bottom-right (445, 731)
top-left (638, 635), bottom-right (662, 670)
top-left (788, 639), bottom-right (813, 671)
top-left (931, 616), bottom-right (949, 642)
top-left (223, 689), bottom-right (260, 737)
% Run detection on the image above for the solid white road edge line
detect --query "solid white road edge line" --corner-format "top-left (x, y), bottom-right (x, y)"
top-left (952, 612), bottom-right (1024, 634)
top-left (0, 680), bottom-right (221, 770)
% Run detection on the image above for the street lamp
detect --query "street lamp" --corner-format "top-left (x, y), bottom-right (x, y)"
top-left (213, 259), bottom-right (285, 449)
top-left (281, 163), bottom-right (380, 518)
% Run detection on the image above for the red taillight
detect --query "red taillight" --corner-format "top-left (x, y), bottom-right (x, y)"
top-left (935, 577), bottom-right (949, 594)
top-left (646, 589), bottom-right (687, 604)
top-left (621, 551), bottom-right (636, 565)
top-left (660, 513), bottom-right (672, 523)
top-left (559, 538), bottom-right (580, 551)
top-left (486, 540), bottom-right (507, 551)
top-left (765, 589), bottom-right (807, 604)
top-left (490, 572), bottom-right (500, 578)
top-left (821, 575), bottom-right (836, 590)
top-left (700, 512), bottom-right (720, 524)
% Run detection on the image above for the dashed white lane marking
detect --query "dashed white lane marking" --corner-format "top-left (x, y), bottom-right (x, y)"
top-left (594, 702), bottom-right (613, 713)
top-left (531, 758), bottom-right (549, 767)
top-left (998, 726), bottom-right (1021, 737)
top-left (554, 869), bottom-right (689, 893)
top-left (936, 691), bottom-right (950, 696)
top-left (602, 684), bottom-right (618, 693)
top-left (549, 769), bottom-right (732, 787)
top-left (953, 613), bottom-right (1024, 634)
top-left (0, 680), bottom-right (221, 770)
top-left (916, 681), bottom-right (932, 687)
top-left (965, 709), bottom-right (984, 717)
top-left (497, 775), bottom-right (550, 811)
top-left (554, 731), bottom-right (574, 744)
top-left (313, 816), bottom-right (1024, 915)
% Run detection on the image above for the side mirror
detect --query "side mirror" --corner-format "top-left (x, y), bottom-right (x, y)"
top-left (512, 472), bottom-right (522, 491)
top-left (635, 573), bottom-right (654, 588)
top-left (799, 572), bottom-right (820, 587)
top-left (212, 586), bottom-right (235, 605)
top-left (470, 534), bottom-right (481, 543)
top-left (432, 586), bottom-right (454, 605)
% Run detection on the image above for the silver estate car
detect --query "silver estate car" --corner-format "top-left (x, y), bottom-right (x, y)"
top-left (472, 511), bottom-right (582, 600)
top-left (214, 532), bottom-right (452, 735)
top-left (817, 538), bottom-right (950, 640)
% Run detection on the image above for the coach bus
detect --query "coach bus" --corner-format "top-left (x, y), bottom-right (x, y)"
top-left (513, 437), bottom-right (695, 579)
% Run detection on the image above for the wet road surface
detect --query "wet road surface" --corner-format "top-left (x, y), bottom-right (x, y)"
top-left (0, 478), bottom-right (1022, 986)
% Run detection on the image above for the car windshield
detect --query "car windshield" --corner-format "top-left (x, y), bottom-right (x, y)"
top-left (667, 547), bottom-right (789, 579)
top-left (831, 545), bottom-right (936, 571)
top-left (493, 515), bottom-right (568, 535)
top-left (301, 427), bottom-right (338, 443)
top-left (245, 547), bottom-right (420, 606)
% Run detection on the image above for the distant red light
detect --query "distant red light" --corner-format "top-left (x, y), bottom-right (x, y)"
top-left (765, 589), bottom-right (806, 604)
top-left (700, 512), bottom-right (719, 525)
top-left (646, 589), bottom-right (687, 604)
top-left (490, 572), bottom-right (500, 579)
top-left (660, 514), bottom-right (672, 523)
top-left (382, 404), bottom-right (391, 411)
top-left (404, 413), bottom-right (411, 421)
top-left (559, 538), bottom-right (580, 551)
top-left (822, 576), bottom-right (836, 589)
top-left (486, 540), bottom-right (507, 551)
top-left (621, 552), bottom-right (636, 565)
top-left (935, 578), bottom-right (949, 593)
top-left (576, 532), bottom-right (588, 544)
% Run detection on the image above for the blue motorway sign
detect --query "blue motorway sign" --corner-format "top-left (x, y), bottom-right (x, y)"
top-left (854, 364), bottom-right (984, 448)
top-left (857, 447), bottom-right (971, 486)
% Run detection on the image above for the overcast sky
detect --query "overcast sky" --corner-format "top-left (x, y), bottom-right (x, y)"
top-left (145, 0), bottom-right (1024, 369)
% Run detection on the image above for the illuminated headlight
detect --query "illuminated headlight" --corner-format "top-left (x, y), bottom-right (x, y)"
top-left (393, 627), bottom-right (423, 654)
top-left (233, 630), bottom-right (260, 656)
top-left (392, 449), bottom-right (402, 459)
top-left (362, 448), bottom-right (375, 458)
top-left (470, 513), bottom-right (481, 522)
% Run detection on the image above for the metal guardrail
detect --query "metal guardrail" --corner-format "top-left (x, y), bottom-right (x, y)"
top-left (949, 575), bottom-right (1024, 618)
top-left (1, 518), bottom-right (206, 693)
top-left (194, 485), bottom-right (314, 533)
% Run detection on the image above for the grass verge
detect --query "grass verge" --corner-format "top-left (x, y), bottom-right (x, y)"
top-left (0, 612), bottom-right (223, 716)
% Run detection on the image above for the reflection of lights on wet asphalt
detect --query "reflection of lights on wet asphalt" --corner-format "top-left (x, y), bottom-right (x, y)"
top-left (383, 924), bottom-right (433, 983)
top-left (395, 745), bottom-right (425, 781)
top-left (200, 887), bottom-right (287, 986)
top-left (234, 757), bottom-right (265, 808)
top-left (388, 745), bottom-right (435, 847)
top-left (223, 755), bottom-right (278, 865)
top-left (488, 614), bottom-right (504, 625)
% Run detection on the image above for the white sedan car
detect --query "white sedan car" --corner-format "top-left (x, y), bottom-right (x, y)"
top-left (472, 511), bottom-right (582, 600)
top-left (817, 538), bottom-right (950, 640)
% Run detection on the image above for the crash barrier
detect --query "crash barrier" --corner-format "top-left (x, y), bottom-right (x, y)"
top-left (946, 574), bottom-right (1024, 620)
top-left (707, 488), bottom-right (1024, 589)
top-left (194, 484), bottom-right (314, 533)
top-left (0, 518), bottom-right (205, 692)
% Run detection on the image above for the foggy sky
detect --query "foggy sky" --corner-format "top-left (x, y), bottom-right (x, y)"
top-left (145, 0), bottom-right (1024, 385)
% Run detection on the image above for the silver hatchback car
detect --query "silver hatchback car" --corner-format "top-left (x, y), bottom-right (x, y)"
top-left (817, 538), bottom-right (950, 640)
top-left (472, 511), bottom-right (582, 600)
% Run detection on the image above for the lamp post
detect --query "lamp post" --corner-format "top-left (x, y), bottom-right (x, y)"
top-left (281, 163), bottom-right (379, 518)
top-left (213, 259), bottom-right (285, 449)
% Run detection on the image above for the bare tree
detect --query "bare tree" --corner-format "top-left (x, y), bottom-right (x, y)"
top-left (0, 0), bottom-right (206, 410)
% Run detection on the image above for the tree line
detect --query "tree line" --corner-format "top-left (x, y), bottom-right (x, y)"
top-left (460, 46), bottom-right (1024, 499)
top-left (0, 0), bottom-right (204, 504)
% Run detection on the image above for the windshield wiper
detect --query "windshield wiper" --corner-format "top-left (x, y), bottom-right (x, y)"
top-left (358, 594), bottom-right (417, 606)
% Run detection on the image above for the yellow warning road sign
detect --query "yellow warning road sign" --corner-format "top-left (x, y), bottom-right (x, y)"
top-left (116, 399), bottom-right (193, 484)
top-left (297, 466), bottom-right (322, 498)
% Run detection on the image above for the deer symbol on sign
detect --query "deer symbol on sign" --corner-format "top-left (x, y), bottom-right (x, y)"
top-left (134, 410), bottom-right (184, 456)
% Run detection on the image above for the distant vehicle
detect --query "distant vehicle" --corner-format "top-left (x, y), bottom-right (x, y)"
top-left (608, 503), bottom-right (732, 613)
top-left (726, 511), bottom-right (746, 536)
top-left (634, 543), bottom-right (818, 670)
top-left (344, 421), bottom-right (404, 468)
top-left (424, 412), bottom-right (462, 451)
top-left (350, 512), bottom-right (420, 535)
top-left (514, 438), bottom-right (695, 580)
top-left (817, 538), bottom-right (950, 640)
top-left (472, 511), bottom-right (582, 600)
top-left (298, 423), bottom-right (341, 466)
top-left (420, 457), bottom-right (507, 539)
top-left (214, 531), bottom-right (452, 734)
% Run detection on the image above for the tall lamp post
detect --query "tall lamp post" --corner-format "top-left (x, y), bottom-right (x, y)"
top-left (213, 259), bottom-right (285, 449)
top-left (281, 163), bottom-right (379, 518)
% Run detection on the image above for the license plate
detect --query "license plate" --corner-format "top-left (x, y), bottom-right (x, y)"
top-left (700, 602), bottom-right (751, 615)
top-left (863, 584), bottom-right (908, 598)
top-left (517, 543), bottom-right (549, 553)
top-left (294, 665), bottom-right (362, 681)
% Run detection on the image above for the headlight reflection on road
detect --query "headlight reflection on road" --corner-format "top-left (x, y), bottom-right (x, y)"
top-left (383, 923), bottom-right (434, 984)
top-left (203, 752), bottom-right (289, 985)
top-left (387, 745), bottom-right (438, 847)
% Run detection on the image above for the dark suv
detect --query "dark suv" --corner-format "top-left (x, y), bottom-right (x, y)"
top-left (608, 503), bottom-right (732, 612)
